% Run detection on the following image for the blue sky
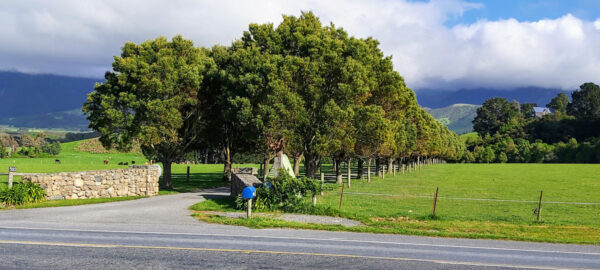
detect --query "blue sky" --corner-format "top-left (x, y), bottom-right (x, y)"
top-left (0, 0), bottom-right (598, 90)
top-left (444, 0), bottom-right (600, 25)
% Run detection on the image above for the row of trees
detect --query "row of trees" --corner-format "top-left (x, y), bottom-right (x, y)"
top-left (0, 132), bottom-right (61, 158)
top-left (83, 12), bottom-right (463, 189)
top-left (467, 82), bottom-right (600, 163)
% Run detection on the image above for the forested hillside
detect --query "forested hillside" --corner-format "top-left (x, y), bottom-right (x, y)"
top-left (427, 104), bottom-right (479, 134)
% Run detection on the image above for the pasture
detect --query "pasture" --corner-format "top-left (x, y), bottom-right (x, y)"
top-left (0, 140), bottom-right (233, 193)
top-left (194, 163), bottom-right (600, 244)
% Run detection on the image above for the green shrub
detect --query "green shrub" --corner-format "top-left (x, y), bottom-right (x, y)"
top-left (0, 182), bottom-right (46, 206)
top-left (42, 142), bottom-right (61, 156)
top-left (235, 169), bottom-right (326, 214)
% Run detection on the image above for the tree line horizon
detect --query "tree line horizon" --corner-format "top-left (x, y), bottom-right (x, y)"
top-left (82, 11), bottom-right (463, 189)
top-left (465, 82), bottom-right (600, 163)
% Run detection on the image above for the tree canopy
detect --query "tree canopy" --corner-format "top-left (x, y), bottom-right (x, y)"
top-left (83, 36), bottom-right (215, 189)
top-left (84, 12), bottom-right (463, 187)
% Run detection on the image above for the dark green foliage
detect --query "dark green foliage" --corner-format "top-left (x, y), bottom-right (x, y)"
top-left (83, 36), bottom-right (215, 189)
top-left (236, 170), bottom-right (324, 213)
top-left (473, 98), bottom-right (522, 137)
top-left (567, 83), bottom-right (600, 120)
top-left (42, 142), bottom-right (61, 155)
top-left (547, 93), bottom-right (569, 115)
top-left (0, 182), bottom-right (46, 206)
top-left (466, 83), bottom-right (600, 164)
top-left (520, 103), bottom-right (537, 119)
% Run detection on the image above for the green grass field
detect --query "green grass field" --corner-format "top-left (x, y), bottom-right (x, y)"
top-left (0, 139), bottom-right (235, 198)
top-left (193, 163), bottom-right (600, 244)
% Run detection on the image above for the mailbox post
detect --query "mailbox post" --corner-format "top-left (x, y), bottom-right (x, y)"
top-left (8, 167), bottom-right (16, 188)
top-left (242, 186), bottom-right (256, 218)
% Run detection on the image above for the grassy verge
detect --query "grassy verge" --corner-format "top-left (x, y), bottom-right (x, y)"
top-left (1, 196), bottom-right (143, 210)
top-left (191, 163), bottom-right (600, 245)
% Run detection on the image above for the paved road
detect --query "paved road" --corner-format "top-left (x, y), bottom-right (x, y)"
top-left (0, 187), bottom-right (598, 269)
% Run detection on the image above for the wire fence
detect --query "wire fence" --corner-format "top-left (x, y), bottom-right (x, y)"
top-left (328, 186), bottom-right (600, 226)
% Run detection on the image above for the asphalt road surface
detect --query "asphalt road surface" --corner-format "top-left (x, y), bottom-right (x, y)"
top-left (0, 187), bottom-right (598, 269)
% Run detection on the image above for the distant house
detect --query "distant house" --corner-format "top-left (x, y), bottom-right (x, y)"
top-left (531, 107), bottom-right (554, 118)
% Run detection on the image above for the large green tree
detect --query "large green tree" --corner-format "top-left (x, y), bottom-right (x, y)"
top-left (473, 97), bottom-right (521, 136)
top-left (547, 93), bottom-right (569, 115)
top-left (83, 36), bottom-right (214, 189)
top-left (567, 82), bottom-right (600, 120)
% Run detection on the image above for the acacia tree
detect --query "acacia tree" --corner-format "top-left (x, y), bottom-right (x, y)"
top-left (83, 36), bottom-right (214, 189)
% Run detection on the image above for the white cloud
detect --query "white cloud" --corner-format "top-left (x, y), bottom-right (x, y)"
top-left (0, 0), bottom-right (598, 90)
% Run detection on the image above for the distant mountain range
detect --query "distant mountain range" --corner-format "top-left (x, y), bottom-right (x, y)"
top-left (0, 71), bottom-right (99, 118)
top-left (415, 87), bottom-right (571, 109)
top-left (0, 71), bottom-right (99, 130)
top-left (426, 104), bottom-right (479, 134)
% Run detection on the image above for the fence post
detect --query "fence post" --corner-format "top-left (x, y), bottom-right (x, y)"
top-left (186, 166), bottom-right (190, 182)
top-left (347, 159), bottom-right (351, 188)
top-left (320, 173), bottom-right (325, 195)
top-left (367, 159), bottom-right (371, 183)
top-left (8, 172), bottom-right (14, 188)
top-left (432, 187), bottom-right (439, 217)
top-left (247, 198), bottom-right (252, 218)
top-left (537, 190), bottom-right (543, 222)
top-left (338, 182), bottom-right (345, 210)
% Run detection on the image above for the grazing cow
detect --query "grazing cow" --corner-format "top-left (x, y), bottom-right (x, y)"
top-left (124, 162), bottom-right (129, 165)
top-left (131, 161), bottom-right (136, 164)
top-left (118, 162), bottom-right (124, 165)
top-left (54, 159), bottom-right (61, 164)
top-left (104, 160), bottom-right (109, 165)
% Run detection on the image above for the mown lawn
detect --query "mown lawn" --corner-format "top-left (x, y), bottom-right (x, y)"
top-left (193, 163), bottom-right (600, 244)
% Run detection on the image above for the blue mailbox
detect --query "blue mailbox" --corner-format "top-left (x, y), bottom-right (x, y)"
top-left (242, 186), bottom-right (256, 199)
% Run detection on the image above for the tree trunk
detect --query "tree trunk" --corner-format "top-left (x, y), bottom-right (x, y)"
top-left (223, 145), bottom-right (232, 181)
top-left (293, 153), bottom-right (303, 177)
top-left (387, 158), bottom-right (394, 174)
top-left (357, 159), bottom-right (364, 179)
top-left (263, 156), bottom-right (273, 182)
top-left (204, 147), bottom-right (209, 164)
top-left (335, 158), bottom-right (343, 185)
top-left (162, 159), bottom-right (173, 189)
top-left (375, 158), bottom-right (381, 176)
top-left (304, 152), bottom-right (319, 179)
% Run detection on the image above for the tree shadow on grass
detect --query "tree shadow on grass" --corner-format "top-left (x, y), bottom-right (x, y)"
top-left (159, 172), bottom-right (226, 193)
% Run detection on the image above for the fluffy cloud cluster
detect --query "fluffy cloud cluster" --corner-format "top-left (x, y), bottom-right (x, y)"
top-left (0, 0), bottom-right (598, 90)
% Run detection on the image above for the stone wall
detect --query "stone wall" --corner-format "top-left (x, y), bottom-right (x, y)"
top-left (21, 165), bottom-right (160, 200)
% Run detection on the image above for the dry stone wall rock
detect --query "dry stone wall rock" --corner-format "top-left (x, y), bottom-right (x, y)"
top-left (21, 165), bottom-right (160, 200)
